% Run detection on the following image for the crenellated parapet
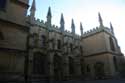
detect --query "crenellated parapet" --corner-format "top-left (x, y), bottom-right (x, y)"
top-left (34, 18), bottom-right (46, 27)
top-left (74, 34), bottom-right (80, 40)
top-left (82, 26), bottom-right (113, 38)
top-left (51, 25), bottom-right (61, 33)
top-left (64, 30), bottom-right (80, 40)
top-left (64, 30), bottom-right (72, 37)
top-left (26, 15), bottom-right (46, 27)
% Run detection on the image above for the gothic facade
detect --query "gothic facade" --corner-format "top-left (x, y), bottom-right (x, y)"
top-left (0, 0), bottom-right (124, 81)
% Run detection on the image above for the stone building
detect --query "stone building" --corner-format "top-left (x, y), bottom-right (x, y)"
top-left (0, 0), bottom-right (124, 81)
top-left (0, 0), bottom-right (29, 81)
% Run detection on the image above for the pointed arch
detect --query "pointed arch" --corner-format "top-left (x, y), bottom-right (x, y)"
top-left (57, 39), bottom-right (61, 49)
top-left (0, 30), bottom-right (4, 40)
top-left (86, 64), bottom-right (90, 72)
top-left (69, 57), bottom-right (75, 75)
top-left (80, 58), bottom-right (85, 75)
top-left (109, 36), bottom-right (115, 51)
top-left (113, 56), bottom-right (118, 71)
top-left (41, 35), bottom-right (46, 47)
top-left (53, 53), bottom-right (63, 80)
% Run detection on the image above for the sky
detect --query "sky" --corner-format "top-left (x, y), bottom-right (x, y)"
top-left (28, 0), bottom-right (125, 54)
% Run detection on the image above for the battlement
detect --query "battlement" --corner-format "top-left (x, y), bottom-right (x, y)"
top-left (26, 15), bottom-right (46, 27)
top-left (74, 34), bottom-right (80, 39)
top-left (82, 26), bottom-right (113, 38)
top-left (34, 18), bottom-right (46, 27)
top-left (64, 30), bottom-right (80, 39)
top-left (51, 25), bottom-right (61, 33)
top-left (64, 30), bottom-right (72, 36)
top-left (27, 15), bottom-right (112, 40)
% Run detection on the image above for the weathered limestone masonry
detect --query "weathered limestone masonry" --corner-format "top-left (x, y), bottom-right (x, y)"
top-left (0, 0), bottom-right (124, 81)
top-left (0, 0), bottom-right (29, 81)
top-left (81, 13), bottom-right (125, 79)
top-left (27, 3), bottom-right (82, 80)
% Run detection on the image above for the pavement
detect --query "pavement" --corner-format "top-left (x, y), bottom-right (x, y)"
top-left (1, 79), bottom-right (125, 83)
top-left (30, 79), bottom-right (125, 83)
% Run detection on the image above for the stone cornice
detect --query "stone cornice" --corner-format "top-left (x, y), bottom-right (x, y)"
top-left (83, 51), bottom-right (123, 58)
top-left (0, 18), bottom-right (29, 32)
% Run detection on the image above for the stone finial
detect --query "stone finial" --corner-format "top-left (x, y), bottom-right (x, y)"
top-left (110, 22), bottom-right (114, 35)
top-left (98, 12), bottom-right (103, 27)
top-left (80, 22), bottom-right (83, 35)
top-left (71, 19), bottom-right (75, 34)
top-left (60, 13), bottom-right (65, 32)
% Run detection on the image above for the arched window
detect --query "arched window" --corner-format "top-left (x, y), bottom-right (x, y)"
top-left (33, 52), bottom-right (46, 75)
top-left (80, 58), bottom-right (84, 75)
top-left (80, 46), bottom-right (83, 54)
top-left (57, 39), bottom-right (61, 49)
top-left (0, 0), bottom-right (7, 10)
top-left (109, 37), bottom-right (115, 51)
top-left (53, 54), bottom-right (63, 80)
top-left (113, 56), bottom-right (118, 71)
top-left (70, 43), bottom-right (73, 52)
top-left (86, 64), bottom-right (90, 72)
top-left (41, 35), bottom-right (46, 47)
top-left (32, 33), bottom-right (38, 45)
top-left (0, 30), bottom-right (4, 40)
top-left (52, 38), bottom-right (55, 49)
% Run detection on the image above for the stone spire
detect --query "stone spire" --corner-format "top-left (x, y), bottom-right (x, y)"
top-left (46, 6), bottom-right (52, 29)
top-left (98, 12), bottom-right (103, 27)
top-left (60, 13), bottom-right (65, 32)
top-left (110, 22), bottom-right (114, 35)
top-left (30, 0), bottom-right (36, 24)
top-left (80, 22), bottom-right (83, 35)
top-left (71, 19), bottom-right (75, 35)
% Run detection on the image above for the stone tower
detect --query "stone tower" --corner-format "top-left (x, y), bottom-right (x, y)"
top-left (0, 0), bottom-right (29, 81)
top-left (0, 0), bottom-right (29, 24)
top-left (81, 13), bottom-right (124, 79)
